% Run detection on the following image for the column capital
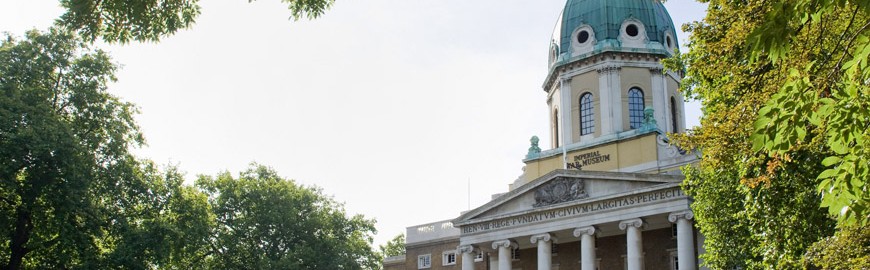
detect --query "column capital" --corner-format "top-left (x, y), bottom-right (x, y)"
top-left (573, 226), bottom-right (597, 237)
top-left (457, 244), bottom-right (476, 254)
top-left (649, 66), bottom-right (664, 74)
top-left (492, 239), bottom-right (518, 250)
top-left (530, 233), bottom-right (557, 244)
top-left (619, 218), bottom-right (644, 230)
top-left (668, 211), bottom-right (694, 223)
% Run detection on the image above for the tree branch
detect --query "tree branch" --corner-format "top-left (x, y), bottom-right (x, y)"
top-left (827, 19), bottom-right (870, 81)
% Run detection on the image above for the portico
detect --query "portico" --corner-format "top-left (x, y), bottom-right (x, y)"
top-left (453, 170), bottom-right (698, 270)
top-left (380, 1), bottom-right (704, 269)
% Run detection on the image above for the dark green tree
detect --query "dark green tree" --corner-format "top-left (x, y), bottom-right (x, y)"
top-left (0, 27), bottom-right (141, 269)
top-left (196, 163), bottom-right (380, 270)
top-left (379, 233), bottom-right (405, 258)
top-left (98, 163), bottom-right (214, 270)
top-left (56, 0), bottom-right (336, 43)
top-left (0, 28), bottom-right (214, 270)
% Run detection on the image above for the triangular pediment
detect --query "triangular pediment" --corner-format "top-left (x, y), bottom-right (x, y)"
top-left (454, 170), bottom-right (682, 225)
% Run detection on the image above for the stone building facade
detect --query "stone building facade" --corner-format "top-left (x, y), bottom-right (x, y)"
top-left (385, 1), bottom-right (703, 269)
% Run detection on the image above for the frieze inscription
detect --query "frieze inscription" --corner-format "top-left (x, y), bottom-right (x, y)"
top-left (459, 187), bottom-right (685, 234)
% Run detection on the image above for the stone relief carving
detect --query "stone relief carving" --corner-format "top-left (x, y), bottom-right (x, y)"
top-left (657, 134), bottom-right (688, 157)
top-left (533, 177), bottom-right (589, 207)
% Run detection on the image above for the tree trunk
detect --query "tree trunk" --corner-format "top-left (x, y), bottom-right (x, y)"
top-left (3, 208), bottom-right (32, 270)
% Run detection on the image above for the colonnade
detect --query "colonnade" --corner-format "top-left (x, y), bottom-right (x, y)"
top-left (457, 211), bottom-right (696, 270)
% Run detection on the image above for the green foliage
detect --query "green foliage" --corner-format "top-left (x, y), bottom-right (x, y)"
top-left (56, 0), bottom-right (335, 43)
top-left (747, 0), bottom-right (870, 226)
top-left (97, 162), bottom-right (214, 270)
top-left (0, 29), bottom-right (379, 270)
top-left (379, 233), bottom-right (405, 258)
top-left (664, 0), bottom-right (854, 268)
top-left (0, 28), bottom-right (140, 269)
top-left (196, 163), bottom-right (381, 270)
top-left (805, 225), bottom-right (870, 269)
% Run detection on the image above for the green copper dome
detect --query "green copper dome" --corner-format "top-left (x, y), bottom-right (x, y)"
top-left (552, 0), bottom-right (677, 63)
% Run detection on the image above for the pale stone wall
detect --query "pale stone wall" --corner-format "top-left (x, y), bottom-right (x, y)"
top-left (620, 67), bottom-right (654, 131)
top-left (569, 71), bottom-right (600, 142)
top-left (521, 133), bottom-right (660, 184)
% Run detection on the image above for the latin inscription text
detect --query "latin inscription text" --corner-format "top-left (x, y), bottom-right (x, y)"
top-left (460, 188), bottom-right (683, 234)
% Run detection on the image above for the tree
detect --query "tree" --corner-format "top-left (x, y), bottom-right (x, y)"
top-left (97, 162), bottom-right (214, 270)
top-left (0, 28), bottom-right (215, 270)
top-left (0, 27), bottom-right (139, 269)
top-left (56, 0), bottom-right (336, 43)
top-left (379, 234), bottom-right (405, 258)
top-left (196, 163), bottom-right (380, 270)
top-left (0, 28), bottom-right (380, 270)
top-left (805, 225), bottom-right (870, 269)
top-left (746, 0), bottom-right (870, 226)
top-left (661, 0), bottom-right (865, 268)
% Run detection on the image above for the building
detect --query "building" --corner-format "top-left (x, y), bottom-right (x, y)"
top-left (384, 1), bottom-right (701, 269)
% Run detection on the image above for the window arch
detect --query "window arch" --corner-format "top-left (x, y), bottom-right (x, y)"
top-left (553, 109), bottom-right (560, 148)
top-left (670, 97), bottom-right (679, 132)
top-left (579, 93), bottom-right (594, 135)
top-left (628, 88), bottom-right (645, 129)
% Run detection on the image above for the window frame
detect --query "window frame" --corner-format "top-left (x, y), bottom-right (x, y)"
top-left (670, 96), bottom-right (679, 132)
top-left (628, 88), bottom-right (645, 129)
top-left (442, 251), bottom-right (456, 266)
top-left (553, 108), bottom-right (560, 148)
top-left (579, 93), bottom-right (594, 135)
top-left (418, 254), bottom-right (432, 269)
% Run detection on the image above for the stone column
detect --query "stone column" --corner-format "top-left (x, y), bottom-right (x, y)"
top-left (458, 245), bottom-right (476, 270)
top-left (492, 240), bottom-right (516, 270)
top-left (530, 233), bottom-right (555, 270)
top-left (669, 211), bottom-right (697, 270)
top-left (574, 226), bottom-right (597, 270)
top-left (620, 218), bottom-right (644, 270)
top-left (650, 67), bottom-right (668, 132)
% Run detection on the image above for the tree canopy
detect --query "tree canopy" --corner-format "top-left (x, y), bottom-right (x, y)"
top-left (56, 0), bottom-right (335, 43)
top-left (0, 29), bottom-right (379, 270)
top-left (196, 164), bottom-right (381, 270)
top-left (379, 234), bottom-right (405, 258)
top-left (666, 0), bottom-right (870, 268)
top-left (1, 27), bottom-right (141, 269)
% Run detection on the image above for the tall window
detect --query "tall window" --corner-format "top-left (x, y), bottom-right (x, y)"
top-left (628, 88), bottom-right (645, 129)
top-left (580, 93), bottom-right (594, 135)
top-left (553, 109), bottom-right (560, 148)
top-left (670, 97), bottom-right (679, 132)
top-left (418, 254), bottom-right (431, 269)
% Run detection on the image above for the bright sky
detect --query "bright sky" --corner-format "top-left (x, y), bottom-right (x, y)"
top-left (0, 0), bottom-right (707, 247)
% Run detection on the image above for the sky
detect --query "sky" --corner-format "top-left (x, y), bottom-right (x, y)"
top-left (0, 0), bottom-right (707, 247)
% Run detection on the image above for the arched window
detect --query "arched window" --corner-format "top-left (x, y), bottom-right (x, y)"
top-left (628, 88), bottom-right (645, 129)
top-left (670, 97), bottom-right (679, 132)
top-left (579, 93), bottom-right (594, 135)
top-left (553, 109), bottom-right (560, 148)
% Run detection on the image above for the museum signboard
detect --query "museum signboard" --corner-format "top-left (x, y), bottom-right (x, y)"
top-left (566, 150), bottom-right (612, 170)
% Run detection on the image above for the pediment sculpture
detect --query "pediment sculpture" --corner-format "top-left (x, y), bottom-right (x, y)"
top-left (533, 177), bottom-right (589, 207)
